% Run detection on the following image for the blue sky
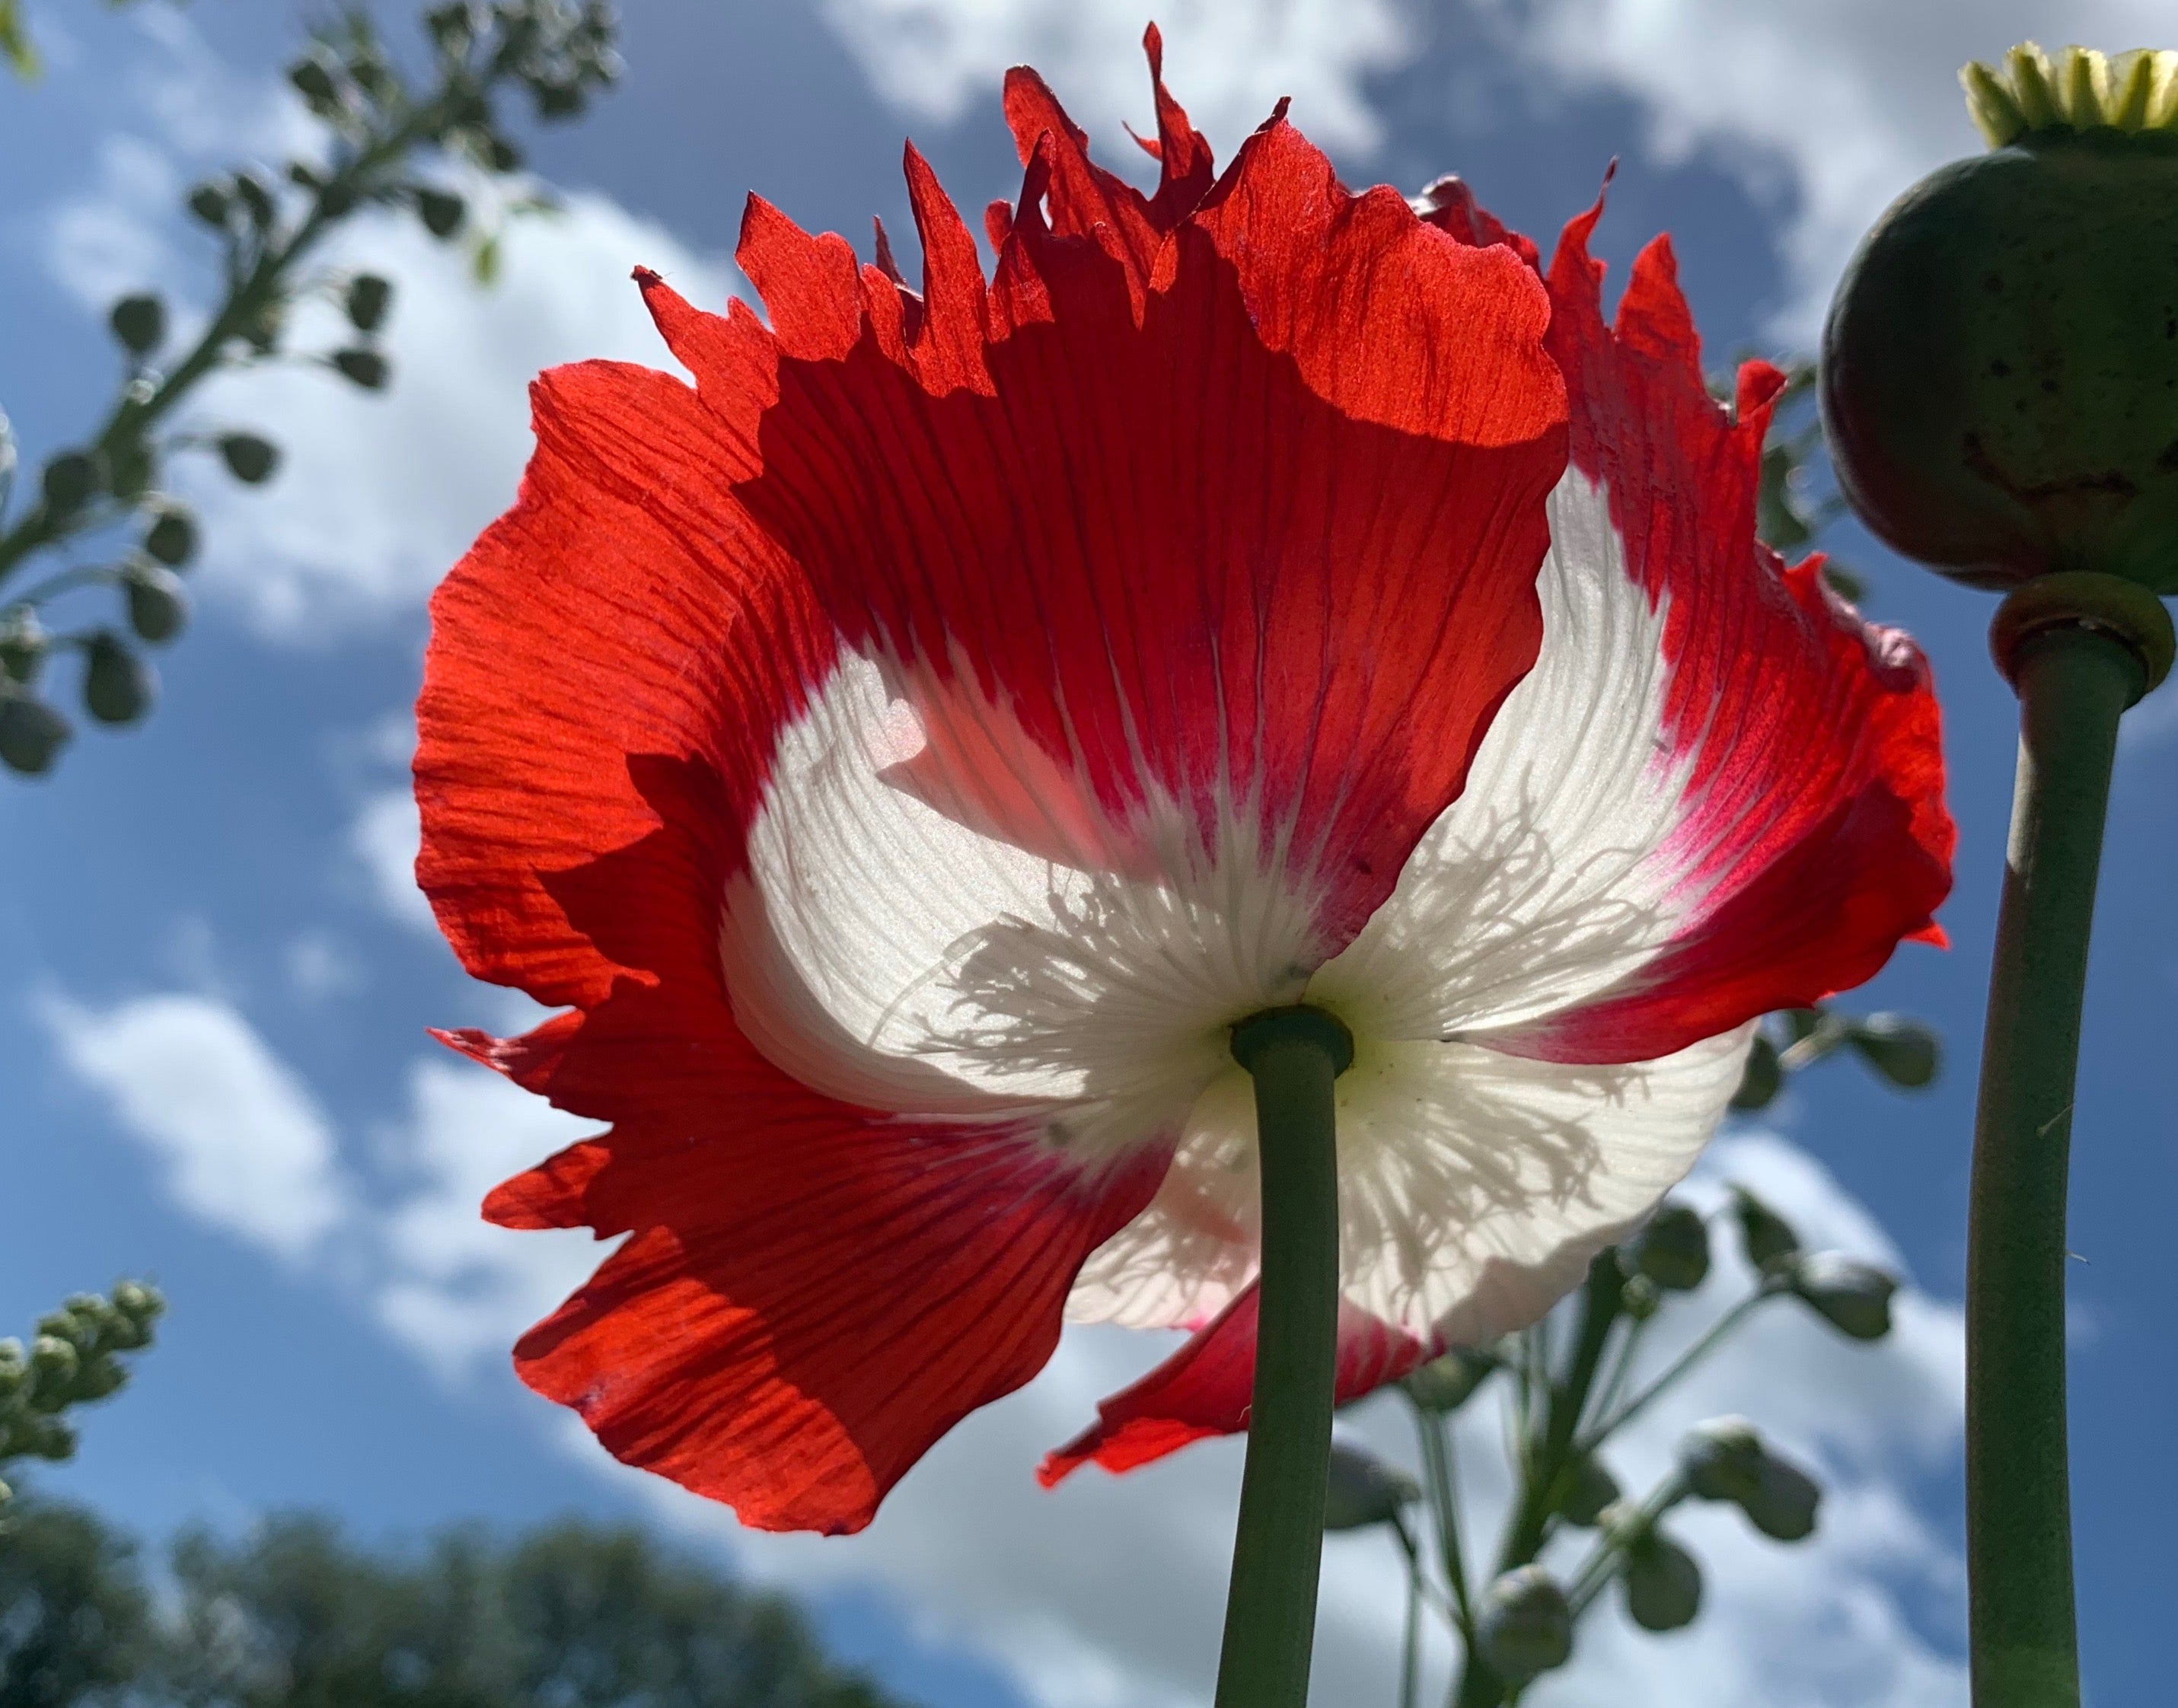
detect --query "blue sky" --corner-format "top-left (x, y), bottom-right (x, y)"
top-left (2, 2), bottom-right (2173, 1704)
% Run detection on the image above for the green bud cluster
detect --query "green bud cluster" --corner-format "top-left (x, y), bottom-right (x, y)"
top-left (0, 1283), bottom-right (163, 1502)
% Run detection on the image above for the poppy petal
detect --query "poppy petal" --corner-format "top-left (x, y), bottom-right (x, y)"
top-left (1067, 1026), bottom-right (1752, 1346)
top-left (1312, 212), bottom-right (1951, 1065)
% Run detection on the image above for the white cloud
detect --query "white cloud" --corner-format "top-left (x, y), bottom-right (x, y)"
top-left (40, 991), bottom-right (350, 1261)
top-left (818, 0), bottom-right (1423, 158)
top-left (1478, 0), bottom-right (2173, 339)
top-left (372, 1058), bottom-right (604, 1379)
top-left (40, 18), bottom-right (737, 639)
top-left (349, 783), bottom-right (432, 934)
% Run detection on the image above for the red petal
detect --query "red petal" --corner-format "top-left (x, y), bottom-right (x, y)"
top-left (415, 360), bottom-right (831, 1010)
top-left (502, 1044), bottom-right (1166, 1532)
top-left (1037, 1283), bottom-right (1430, 1485)
top-left (697, 113), bottom-right (1564, 956)
top-left (1489, 216), bottom-right (1953, 1062)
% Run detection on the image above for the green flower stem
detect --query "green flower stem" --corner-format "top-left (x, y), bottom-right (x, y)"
top-left (1493, 1257), bottom-right (1622, 1576)
top-left (1577, 1284), bottom-right (1779, 1453)
top-left (1967, 594), bottom-right (2168, 1708)
top-left (1565, 1471), bottom-right (1690, 1615)
top-left (1413, 1407), bottom-right (1474, 1636)
top-left (1393, 1514), bottom-right (1424, 1708)
top-left (1214, 1005), bottom-right (1352, 1708)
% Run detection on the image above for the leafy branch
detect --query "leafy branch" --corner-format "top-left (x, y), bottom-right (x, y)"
top-left (0, 1), bottom-right (621, 776)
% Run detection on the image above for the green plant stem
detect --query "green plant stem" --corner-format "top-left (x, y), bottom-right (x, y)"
top-left (1394, 1515), bottom-right (1424, 1708)
top-left (1452, 1257), bottom-right (1622, 1708)
top-left (1966, 625), bottom-right (2142, 1708)
top-left (1413, 1405), bottom-right (1473, 1636)
top-left (1213, 1006), bottom-right (1350, 1708)
top-left (1577, 1284), bottom-right (1777, 1453)
top-left (1565, 1471), bottom-right (1689, 1614)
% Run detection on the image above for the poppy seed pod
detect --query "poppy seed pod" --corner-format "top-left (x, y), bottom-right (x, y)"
top-left (1822, 44), bottom-right (2178, 591)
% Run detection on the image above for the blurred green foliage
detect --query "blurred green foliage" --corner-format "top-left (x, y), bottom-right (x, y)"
top-left (0, 1502), bottom-right (910, 1706)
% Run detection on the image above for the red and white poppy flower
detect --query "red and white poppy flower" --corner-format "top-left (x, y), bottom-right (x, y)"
top-left (417, 38), bottom-right (1952, 1535)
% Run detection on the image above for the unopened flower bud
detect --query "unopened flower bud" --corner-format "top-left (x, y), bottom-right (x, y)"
top-left (83, 633), bottom-right (155, 726)
top-left (1625, 1202), bottom-right (1710, 1292)
top-left (1745, 1453), bottom-right (1822, 1542)
top-left (1730, 1031), bottom-right (1782, 1111)
top-left (416, 187), bottom-right (467, 237)
top-left (1618, 1273), bottom-right (1660, 1321)
top-left (40, 450), bottom-right (100, 517)
top-left (110, 1281), bottom-right (163, 1327)
top-left (1557, 1456), bottom-right (1620, 1528)
top-left (1730, 1185), bottom-right (1801, 1273)
top-left (1476, 1566), bottom-right (1573, 1684)
top-left (287, 49), bottom-right (344, 107)
top-left (1322, 1440), bottom-right (1420, 1531)
top-left (1, 613), bottom-right (44, 684)
top-left (1402, 1346), bottom-right (1495, 1413)
top-left (232, 171), bottom-right (276, 228)
top-left (142, 502), bottom-right (199, 568)
top-left (11, 1412), bottom-right (75, 1461)
top-left (1679, 1416), bottom-right (1765, 1506)
top-left (332, 348), bottom-right (391, 390)
top-left (186, 180), bottom-right (231, 226)
top-left (218, 433), bottom-right (280, 485)
top-left (108, 292), bottom-right (166, 355)
top-left (28, 1333), bottom-right (79, 1392)
top-left (0, 691), bottom-right (70, 775)
top-left (1790, 1251), bottom-right (1898, 1340)
top-left (346, 273), bottom-right (394, 333)
top-left (125, 564), bottom-right (190, 645)
top-left (1624, 1531), bottom-right (1703, 1631)
top-left (1848, 1013), bottom-right (1940, 1089)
